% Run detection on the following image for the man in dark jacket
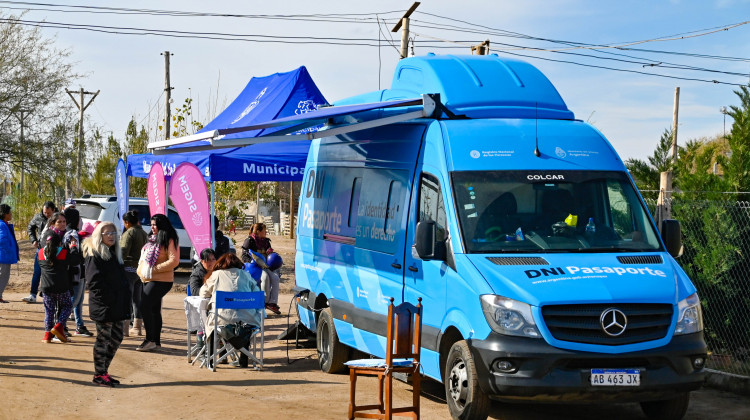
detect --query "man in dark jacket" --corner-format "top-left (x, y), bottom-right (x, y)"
top-left (189, 248), bottom-right (216, 297)
top-left (23, 201), bottom-right (55, 303)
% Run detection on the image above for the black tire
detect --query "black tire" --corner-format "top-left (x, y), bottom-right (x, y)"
top-left (444, 340), bottom-right (490, 420)
top-left (640, 392), bottom-right (690, 420)
top-left (316, 307), bottom-right (348, 373)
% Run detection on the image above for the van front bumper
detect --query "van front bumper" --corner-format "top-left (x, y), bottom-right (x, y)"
top-left (469, 332), bottom-right (706, 402)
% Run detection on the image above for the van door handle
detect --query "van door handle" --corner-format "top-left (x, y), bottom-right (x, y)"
top-left (408, 266), bottom-right (418, 272)
top-left (391, 263), bottom-right (402, 269)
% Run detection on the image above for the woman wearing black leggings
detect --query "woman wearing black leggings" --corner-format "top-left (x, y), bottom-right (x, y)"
top-left (136, 214), bottom-right (179, 352)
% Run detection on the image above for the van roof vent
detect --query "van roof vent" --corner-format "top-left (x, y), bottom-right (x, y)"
top-left (617, 255), bottom-right (663, 265)
top-left (487, 257), bottom-right (548, 266)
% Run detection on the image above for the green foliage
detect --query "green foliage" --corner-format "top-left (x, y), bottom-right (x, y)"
top-left (625, 128), bottom-right (674, 199)
top-left (159, 97), bottom-right (204, 138)
top-left (123, 118), bottom-right (150, 197)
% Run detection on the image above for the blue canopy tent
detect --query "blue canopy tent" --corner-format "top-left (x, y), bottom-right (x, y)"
top-left (126, 65), bottom-right (327, 181)
top-left (126, 66), bottom-right (327, 244)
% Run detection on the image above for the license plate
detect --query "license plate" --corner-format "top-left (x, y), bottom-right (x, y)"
top-left (590, 369), bottom-right (640, 386)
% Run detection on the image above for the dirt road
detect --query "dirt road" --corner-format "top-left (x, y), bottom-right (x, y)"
top-left (1, 235), bottom-right (748, 419)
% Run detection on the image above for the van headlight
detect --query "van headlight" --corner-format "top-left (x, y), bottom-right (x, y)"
top-left (480, 295), bottom-right (541, 338)
top-left (674, 293), bottom-right (704, 335)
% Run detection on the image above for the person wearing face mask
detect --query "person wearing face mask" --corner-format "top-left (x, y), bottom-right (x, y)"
top-left (83, 222), bottom-right (130, 387)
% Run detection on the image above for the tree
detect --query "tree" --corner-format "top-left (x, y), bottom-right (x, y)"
top-left (123, 118), bottom-right (150, 197)
top-left (625, 128), bottom-right (673, 196)
top-left (0, 13), bottom-right (79, 184)
top-left (82, 132), bottom-right (121, 194)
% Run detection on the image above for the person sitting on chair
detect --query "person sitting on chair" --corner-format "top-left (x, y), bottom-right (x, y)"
top-left (189, 248), bottom-right (216, 297)
top-left (199, 253), bottom-right (261, 367)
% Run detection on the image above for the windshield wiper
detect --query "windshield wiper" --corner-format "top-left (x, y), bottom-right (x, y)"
top-left (577, 247), bottom-right (649, 253)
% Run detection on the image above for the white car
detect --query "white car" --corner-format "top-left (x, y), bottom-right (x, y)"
top-left (75, 195), bottom-right (194, 264)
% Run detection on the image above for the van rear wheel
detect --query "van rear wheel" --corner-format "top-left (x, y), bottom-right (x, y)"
top-left (316, 307), bottom-right (348, 373)
top-left (640, 392), bottom-right (690, 420)
top-left (444, 340), bottom-right (490, 420)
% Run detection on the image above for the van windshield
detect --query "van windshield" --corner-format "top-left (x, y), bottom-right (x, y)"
top-left (452, 170), bottom-right (662, 253)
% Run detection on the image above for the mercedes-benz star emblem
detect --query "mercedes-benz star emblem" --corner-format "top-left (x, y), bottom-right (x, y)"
top-left (600, 308), bottom-right (628, 337)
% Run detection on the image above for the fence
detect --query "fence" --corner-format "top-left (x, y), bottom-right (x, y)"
top-left (645, 198), bottom-right (750, 377)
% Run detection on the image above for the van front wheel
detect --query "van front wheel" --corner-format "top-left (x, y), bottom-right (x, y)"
top-left (317, 308), bottom-right (348, 373)
top-left (444, 340), bottom-right (490, 420)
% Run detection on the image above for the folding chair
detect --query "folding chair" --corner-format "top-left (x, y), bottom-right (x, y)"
top-left (210, 290), bottom-right (265, 371)
top-left (184, 296), bottom-right (209, 364)
top-left (346, 297), bottom-right (422, 420)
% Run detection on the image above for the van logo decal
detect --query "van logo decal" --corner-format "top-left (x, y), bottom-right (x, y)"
top-left (527, 174), bottom-right (565, 181)
top-left (600, 308), bottom-right (627, 336)
top-left (555, 147), bottom-right (567, 159)
top-left (470, 150), bottom-right (480, 159)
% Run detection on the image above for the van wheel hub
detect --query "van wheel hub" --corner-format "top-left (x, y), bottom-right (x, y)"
top-left (448, 358), bottom-right (469, 408)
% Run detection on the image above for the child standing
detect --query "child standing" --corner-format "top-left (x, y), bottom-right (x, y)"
top-left (39, 213), bottom-right (80, 343)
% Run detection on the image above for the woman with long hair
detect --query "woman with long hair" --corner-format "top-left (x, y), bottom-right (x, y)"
top-left (39, 212), bottom-right (80, 343)
top-left (199, 253), bottom-right (261, 368)
top-left (241, 223), bottom-right (274, 261)
top-left (83, 222), bottom-right (130, 387)
top-left (0, 204), bottom-right (19, 303)
top-left (136, 213), bottom-right (179, 352)
top-left (120, 210), bottom-right (148, 336)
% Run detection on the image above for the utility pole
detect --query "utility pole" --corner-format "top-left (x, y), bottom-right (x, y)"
top-left (392, 2), bottom-right (420, 59)
top-left (162, 51), bottom-right (173, 140)
top-left (656, 87), bottom-right (679, 231)
top-left (12, 108), bottom-right (31, 190)
top-left (471, 40), bottom-right (490, 55)
top-left (66, 88), bottom-right (100, 193)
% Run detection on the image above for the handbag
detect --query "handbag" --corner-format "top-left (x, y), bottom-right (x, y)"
top-left (219, 321), bottom-right (258, 349)
top-left (136, 252), bottom-right (151, 283)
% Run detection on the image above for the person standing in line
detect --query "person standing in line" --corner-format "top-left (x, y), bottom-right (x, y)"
top-left (64, 199), bottom-right (92, 338)
top-left (23, 201), bottom-right (55, 303)
top-left (83, 222), bottom-right (130, 387)
top-left (39, 213), bottom-right (79, 343)
top-left (136, 213), bottom-right (178, 352)
top-left (0, 204), bottom-right (19, 303)
top-left (120, 210), bottom-right (148, 336)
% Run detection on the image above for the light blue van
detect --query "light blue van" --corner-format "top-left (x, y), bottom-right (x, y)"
top-left (294, 54), bottom-right (706, 420)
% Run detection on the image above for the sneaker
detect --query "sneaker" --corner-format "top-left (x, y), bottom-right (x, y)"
top-left (42, 332), bottom-right (52, 343)
top-left (0, 298), bottom-right (8, 303)
top-left (92, 374), bottom-right (114, 387)
top-left (64, 326), bottom-right (72, 337)
top-left (136, 340), bottom-right (157, 352)
top-left (51, 336), bottom-right (73, 343)
top-left (103, 373), bottom-right (120, 385)
top-left (50, 323), bottom-right (68, 343)
top-left (22, 294), bottom-right (37, 303)
top-left (266, 303), bottom-right (281, 315)
top-left (74, 326), bottom-right (93, 337)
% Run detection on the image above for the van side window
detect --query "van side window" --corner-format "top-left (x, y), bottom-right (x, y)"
top-left (349, 177), bottom-right (362, 228)
top-left (167, 209), bottom-right (185, 229)
top-left (355, 169), bottom-right (407, 254)
top-left (418, 173), bottom-right (447, 242)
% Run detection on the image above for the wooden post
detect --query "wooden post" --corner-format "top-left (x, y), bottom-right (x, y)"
top-left (162, 51), bottom-right (172, 140)
top-left (391, 2), bottom-right (420, 59)
top-left (288, 181), bottom-right (295, 239)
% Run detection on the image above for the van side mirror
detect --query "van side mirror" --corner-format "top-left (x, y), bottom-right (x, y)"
top-left (415, 220), bottom-right (446, 260)
top-left (661, 219), bottom-right (683, 258)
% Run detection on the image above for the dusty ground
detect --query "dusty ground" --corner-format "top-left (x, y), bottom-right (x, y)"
top-left (1, 234), bottom-right (748, 420)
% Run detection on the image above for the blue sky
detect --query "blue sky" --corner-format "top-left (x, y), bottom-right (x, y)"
top-left (6, 0), bottom-right (750, 160)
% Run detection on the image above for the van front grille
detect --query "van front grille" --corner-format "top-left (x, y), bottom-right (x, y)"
top-left (541, 303), bottom-right (673, 346)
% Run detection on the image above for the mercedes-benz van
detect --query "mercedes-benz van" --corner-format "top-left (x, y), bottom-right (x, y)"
top-left (294, 54), bottom-right (706, 420)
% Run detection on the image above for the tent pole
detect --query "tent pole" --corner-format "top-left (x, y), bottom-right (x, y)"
top-left (289, 181), bottom-right (294, 239)
top-left (210, 181), bottom-right (216, 249)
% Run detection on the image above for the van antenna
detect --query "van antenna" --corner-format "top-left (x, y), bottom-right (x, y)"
top-left (534, 102), bottom-right (541, 157)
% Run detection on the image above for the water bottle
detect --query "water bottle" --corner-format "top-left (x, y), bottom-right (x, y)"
top-left (585, 218), bottom-right (596, 235)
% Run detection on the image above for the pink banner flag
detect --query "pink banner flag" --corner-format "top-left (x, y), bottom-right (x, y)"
top-left (169, 162), bottom-right (211, 257)
top-left (147, 161), bottom-right (167, 217)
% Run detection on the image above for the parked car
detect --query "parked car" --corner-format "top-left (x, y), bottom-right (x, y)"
top-left (75, 195), bottom-right (193, 264)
